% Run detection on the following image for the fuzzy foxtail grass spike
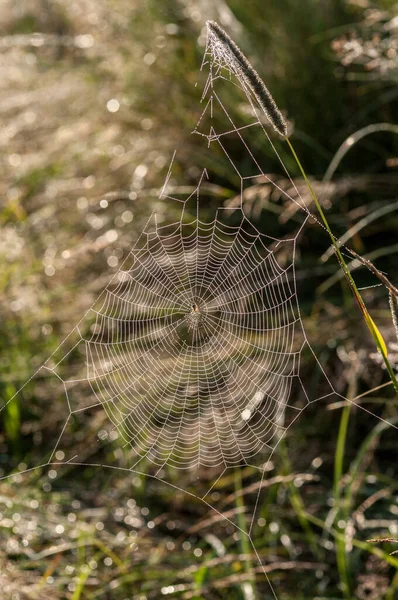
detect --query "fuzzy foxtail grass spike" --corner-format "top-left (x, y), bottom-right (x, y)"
top-left (389, 292), bottom-right (398, 345)
top-left (206, 21), bottom-right (398, 393)
top-left (206, 21), bottom-right (287, 136)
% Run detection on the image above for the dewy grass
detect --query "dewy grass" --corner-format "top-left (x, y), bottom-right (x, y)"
top-left (207, 21), bottom-right (398, 394)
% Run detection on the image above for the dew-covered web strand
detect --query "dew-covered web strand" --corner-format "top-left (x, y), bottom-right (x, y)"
top-left (203, 26), bottom-right (356, 244)
top-left (202, 28), bottom-right (397, 417)
top-left (0, 221), bottom-right (154, 417)
top-left (80, 215), bottom-right (301, 470)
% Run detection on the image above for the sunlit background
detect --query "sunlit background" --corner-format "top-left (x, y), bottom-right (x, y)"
top-left (1, 1), bottom-right (398, 599)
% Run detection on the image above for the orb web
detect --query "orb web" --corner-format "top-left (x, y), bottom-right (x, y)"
top-left (81, 203), bottom-right (303, 470)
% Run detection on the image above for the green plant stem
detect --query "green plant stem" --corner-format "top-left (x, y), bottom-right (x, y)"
top-left (334, 404), bottom-right (352, 599)
top-left (333, 405), bottom-right (351, 503)
top-left (386, 569), bottom-right (398, 600)
top-left (280, 441), bottom-right (321, 560)
top-left (234, 467), bottom-right (258, 600)
top-left (285, 137), bottom-right (398, 394)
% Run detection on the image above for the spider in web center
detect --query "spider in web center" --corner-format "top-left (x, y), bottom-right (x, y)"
top-left (186, 301), bottom-right (203, 329)
top-left (182, 298), bottom-right (209, 337)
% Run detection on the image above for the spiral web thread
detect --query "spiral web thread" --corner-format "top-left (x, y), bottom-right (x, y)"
top-left (79, 195), bottom-right (303, 471)
top-left (2, 24), bottom-right (398, 599)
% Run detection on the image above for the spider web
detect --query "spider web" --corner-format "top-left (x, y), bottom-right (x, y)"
top-left (2, 23), bottom-right (398, 599)
top-left (62, 198), bottom-right (308, 469)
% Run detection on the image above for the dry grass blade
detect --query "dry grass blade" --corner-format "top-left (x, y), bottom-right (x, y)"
top-left (367, 538), bottom-right (398, 556)
top-left (345, 248), bottom-right (398, 298)
top-left (321, 199), bottom-right (398, 262)
top-left (345, 248), bottom-right (398, 344)
top-left (323, 123), bottom-right (398, 183)
top-left (220, 473), bottom-right (318, 508)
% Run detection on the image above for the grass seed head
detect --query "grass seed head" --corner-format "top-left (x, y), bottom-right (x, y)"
top-left (206, 20), bottom-right (288, 137)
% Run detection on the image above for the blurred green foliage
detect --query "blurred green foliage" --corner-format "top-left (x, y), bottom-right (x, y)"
top-left (1, 0), bottom-right (398, 599)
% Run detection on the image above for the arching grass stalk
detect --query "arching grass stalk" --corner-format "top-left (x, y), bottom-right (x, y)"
top-left (285, 137), bottom-right (398, 393)
top-left (206, 20), bottom-right (398, 393)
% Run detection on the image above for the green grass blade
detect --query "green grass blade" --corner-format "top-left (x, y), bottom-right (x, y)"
top-left (234, 467), bottom-right (259, 600)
